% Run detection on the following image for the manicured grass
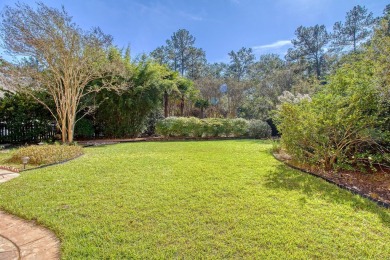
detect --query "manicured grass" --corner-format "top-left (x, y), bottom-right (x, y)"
top-left (0, 140), bottom-right (389, 259)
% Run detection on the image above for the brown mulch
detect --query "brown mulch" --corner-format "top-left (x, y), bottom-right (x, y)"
top-left (274, 152), bottom-right (390, 206)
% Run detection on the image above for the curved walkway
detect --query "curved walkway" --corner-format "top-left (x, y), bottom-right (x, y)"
top-left (0, 170), bottom-right (60, 260)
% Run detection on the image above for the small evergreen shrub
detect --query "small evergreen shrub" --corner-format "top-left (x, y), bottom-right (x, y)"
top-left (203, 118), bottom-right (225, 137)
top-left (7, 144), bottom-right (84, 165)
top-left (231, 118), bottom-right (249, 137)
top-left (248, 120), bottom-right (272, 139)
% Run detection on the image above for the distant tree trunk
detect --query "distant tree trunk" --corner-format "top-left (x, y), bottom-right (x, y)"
top-left (200, 107), bottom-right (204, 119)
top-left (180, 96), bottom-right (185, 116)
top-left (164, 91), bottom-right (169, 118)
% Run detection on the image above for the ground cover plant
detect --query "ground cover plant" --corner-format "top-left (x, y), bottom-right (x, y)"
top-left (6, 144), bottom-right (83, 166)
top-left (0, 141), bottom-right (389, 259)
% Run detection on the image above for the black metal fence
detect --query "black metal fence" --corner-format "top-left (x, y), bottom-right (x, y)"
top-left (0, 122), bottom-right (57, 144)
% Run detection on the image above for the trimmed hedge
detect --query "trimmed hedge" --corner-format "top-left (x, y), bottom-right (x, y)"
top-left (156, 117), bottom-right (271, 139)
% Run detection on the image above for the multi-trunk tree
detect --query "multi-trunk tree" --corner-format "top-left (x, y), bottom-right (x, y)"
top-left (0, 2), bottom-right (128, 143)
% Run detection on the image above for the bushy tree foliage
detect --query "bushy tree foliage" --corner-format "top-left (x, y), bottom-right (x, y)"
top-left (151, 29), bottom-right (206, 78)
top-left (0, 91), bottom-right (54, 143)
top-left (276, 52), bottom-right (389, 171)
top-left (287, 25), bottom-right (329, 78)
top-left (96, 61), bottom-right (173, 137)
top-left (0, 2), bottom-right (127, 143)
top-left (331, 5), bottom-right (375, 53)
top-left (227, 47), bottom-right (255, 81)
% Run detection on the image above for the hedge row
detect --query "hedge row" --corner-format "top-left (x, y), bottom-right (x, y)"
top-left (156, 117), bottom-right (271, 139)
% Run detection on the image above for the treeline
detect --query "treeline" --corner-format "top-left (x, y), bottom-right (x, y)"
top-left (0, 2), bottom-right (389, 161)
top-left (148, 5), bottom-right (381, 121)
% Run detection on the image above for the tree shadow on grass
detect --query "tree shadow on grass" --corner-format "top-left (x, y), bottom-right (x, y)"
top-left (263, 164), bottom-right (390, 227)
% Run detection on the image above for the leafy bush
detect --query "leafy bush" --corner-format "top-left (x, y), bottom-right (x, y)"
top-left (156, 117), bottom-right (270, 139)
top-left (187, 117), bottom-right (204, 137)
top-left (203, 118), bottom-right (225, 137)
top-left (0, 92), bottom-right (54, 143)
top-left (95, 62), bottom-right (166, 138)
top-left (248, 120), bottom-right (272, 139)
top-left (275, 57), bottom-right (389, 171)
top-left (231, 118), bottom-right (249, 137)
top-left (75, 118), bottom-right (95, 139)
top-left (7, 144), bottom-right (84, 165)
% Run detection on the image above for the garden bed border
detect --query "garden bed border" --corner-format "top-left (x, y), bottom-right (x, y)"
top-left (272, 153), bottom-right (389, 209)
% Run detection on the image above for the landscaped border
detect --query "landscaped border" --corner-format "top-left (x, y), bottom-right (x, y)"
top-left (272, 153), bottom-right (390, 209)
top-left (21, 153), bottom-right (85, 172)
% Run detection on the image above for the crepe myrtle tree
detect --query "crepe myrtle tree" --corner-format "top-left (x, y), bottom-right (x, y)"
top-left (0, 2), bottom-right (128, 143)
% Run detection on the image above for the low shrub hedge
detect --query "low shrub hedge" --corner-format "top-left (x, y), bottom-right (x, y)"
top-left (156, 117), bottom-right (271, 139)
top-left (248, 120), bottom-right (272, 139)
top-left (7, 144), bottom-right (84, 165)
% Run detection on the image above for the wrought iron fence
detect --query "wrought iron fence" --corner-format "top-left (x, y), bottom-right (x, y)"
top-left (0, 121), bottom-right (57, 144)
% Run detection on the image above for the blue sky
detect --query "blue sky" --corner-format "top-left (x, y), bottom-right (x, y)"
top-left (0, 0), bottom-right (388, 62)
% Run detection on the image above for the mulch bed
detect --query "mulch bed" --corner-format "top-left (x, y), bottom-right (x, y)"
top-left (274, 152), bottom-right (390, 208)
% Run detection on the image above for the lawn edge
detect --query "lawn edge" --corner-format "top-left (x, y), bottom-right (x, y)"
top-left (272, 153), bottom-right (390, 209)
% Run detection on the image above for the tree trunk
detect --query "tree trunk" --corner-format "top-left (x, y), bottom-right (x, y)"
top-left (164, 91), bottom-right (169, 118)
top-left (180, 96), bottom-right (185, 116)
top-left (200, 107), bottom-right (204, 119)
top-left (61, 121), bottom-right (67, 143)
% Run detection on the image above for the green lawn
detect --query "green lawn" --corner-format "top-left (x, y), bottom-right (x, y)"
top-left (0, 140), bottom-right (389, 259)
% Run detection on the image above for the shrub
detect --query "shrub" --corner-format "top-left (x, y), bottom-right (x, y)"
top-left (231, 118), bottom-right (249, 137)
top-left (156, 117), bottom-right (177, 137)
top-left (7, 144), bottom-right (84, 165)
top-left (203, 118), bottom-right (225, 137)
top-left (156, 117), bottom-right (266, 139)
top-left (248, 120), bottom-right (272, 139)
top-left (186, 117), bottom-right (204, 137)
top-left (0, 92), bottom-right (54, 143)
top-left (275, 58), bottom-right (389, 171)
top-left (75, 118), bottom-right (95, 139)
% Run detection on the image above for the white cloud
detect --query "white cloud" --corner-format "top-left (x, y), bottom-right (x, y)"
top-left (252, 40), bottom-right (292, 57)
top-left (253, 40), bottom-right (292, 50)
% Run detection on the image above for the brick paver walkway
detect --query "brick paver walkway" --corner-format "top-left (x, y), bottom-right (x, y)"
top-left (0, 170), bottom-right (60, 260)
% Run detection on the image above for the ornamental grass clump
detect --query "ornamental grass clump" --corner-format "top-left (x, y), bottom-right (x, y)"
top-left (7, 144), bottom-right (84, 165)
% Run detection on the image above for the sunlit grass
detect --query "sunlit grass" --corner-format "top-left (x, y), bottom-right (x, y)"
top-left (0, 140), bottom-right (389, 259)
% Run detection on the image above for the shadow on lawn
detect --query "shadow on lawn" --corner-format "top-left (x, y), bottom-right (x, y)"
top-left (263, 164), bottom-right (390, 227)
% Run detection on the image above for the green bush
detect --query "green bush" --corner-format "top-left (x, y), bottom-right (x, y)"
top-left (203, 118), bottom-right (225, 137)
top-left (156, 117), bottom-right (177, 137)
top-left (156, 117), bottom-right (270, 139)
top-left (275, 57), bottom-right (389, 171)
top-left (231, 118), bottom-right (249, 137)
top-left (0, 92), bottom-right (54, 143)
top-left (187, 117), bottom-right (204, 137)
top-left (75, 118), bottom-right (95, 139)
top-left (248, 120), bottom-right (272, 139)
top-left (7, 144), bottom-right (84, 165)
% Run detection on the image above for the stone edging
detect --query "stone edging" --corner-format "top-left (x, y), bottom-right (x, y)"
top-left (272, 153), bottom-right (390, 209)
